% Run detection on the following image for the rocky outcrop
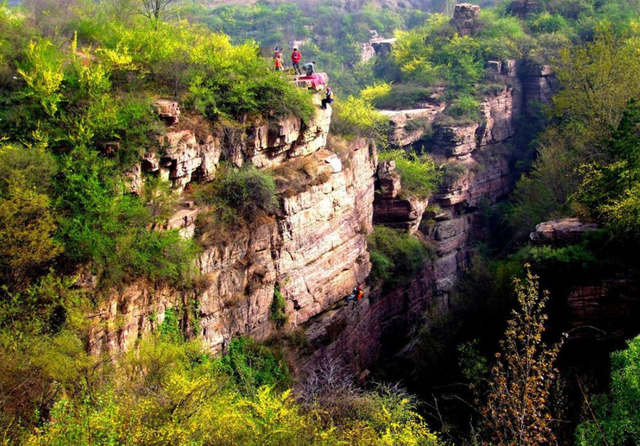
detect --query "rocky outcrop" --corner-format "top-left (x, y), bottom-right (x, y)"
top-left (302, 76), bottom-right (526, 377)
top-left (506, 0), bottom-right (542, 17)
top-left (530, 218), bottom-right (598, 244)
top-left (567, 280), bottom-right (640, 340)
top-left (452, 3), bottom-right (481, 36)
top-left (371, 38), bottom-right (396, 57)
top-left (380, 104), bottom-right (446, 147)
top-left (374, 161), bottom-right (429, 234)
top-left (522, 62), bottom-right (555, 104)
top-left (89, 136), bottom-right (377, 354)
top-left (134, 96), bottom-right (332, 193)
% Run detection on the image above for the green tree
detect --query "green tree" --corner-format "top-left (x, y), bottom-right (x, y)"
top-left (576, 335), bottom-right (640, 446)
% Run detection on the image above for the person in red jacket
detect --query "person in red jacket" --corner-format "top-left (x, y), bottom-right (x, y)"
top-left (291, 47), bottom-right (302, 75)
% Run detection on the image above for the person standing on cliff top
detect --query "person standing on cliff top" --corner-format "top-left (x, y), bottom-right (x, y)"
top-left (274, 52), bottom-right (284, 71)
top-left (291, 47), bottom-right (302, 75)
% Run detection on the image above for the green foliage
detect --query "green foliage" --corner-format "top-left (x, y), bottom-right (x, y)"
top-left (378, 149), bottom-right (441, 198)
top-left (576, 335), bottom-right (640, 446)
top-left (21, 330), bottom-right (443, 446)
top-left (160, 308), bottom-right (183, 343)
top-left (368, 225), bottom-right (431, 288)
top-left (190, 1), bottom-right (426, 97)
top-left (371, 83), bottom-right (434, 110)
top-left (269, 284), bottom-right (288, 329)
top-left (573, 100), bottom-right (640, 238)
top-left (445, 94), bottom-right (482, 121)
top-left (218, 337), bottom-right (291, 395)
top-left (56, 146), bottom-right (198, 286)
top-left (17, 39), bottom-right (64, 117)
top-left (0, 143), bottom-right (61, 286)
top-left (194, 164), bottom-right (278, 226)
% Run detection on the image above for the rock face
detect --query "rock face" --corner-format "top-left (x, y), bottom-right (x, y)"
top-left (380, 104), bottom-right (446, 147)
top-left (89, 131), bottom-right (378, 354)
top-left (295, 77), bottom-right (526, 377)
top-left (506, 0), bottom-right (543, 17)
top-left (567, 280), bottom-right (640, 340)
top-left (452, 3), bottom-right (481, 36)
top-left (374, 161), bottom-right (429, 234)
top-left (522, 61), bottom-right (556, 104)
top-left (137, 95), bottom-right (332, 193)
top-left (530, 218), bottom-right (598, 244)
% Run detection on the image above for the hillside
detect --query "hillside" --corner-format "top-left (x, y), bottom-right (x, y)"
top-left (3, 0), bottom-right (640, 445)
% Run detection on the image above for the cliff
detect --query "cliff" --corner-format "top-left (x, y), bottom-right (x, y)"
top-left (300, 70), bottom-right (527, 375)
top-left (89, 55), bottom-right (551, 380)
top-left (89, 95), bottom-right (378, 355)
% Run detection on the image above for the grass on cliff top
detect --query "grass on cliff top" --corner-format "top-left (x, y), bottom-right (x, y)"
top-left (378, 149), bottom-right (442, 199)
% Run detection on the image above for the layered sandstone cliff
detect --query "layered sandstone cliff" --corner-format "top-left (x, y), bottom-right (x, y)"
top-left (90, 96), bottom-right (378, 356)
top-left (299, 70), bottom-right (527, 375)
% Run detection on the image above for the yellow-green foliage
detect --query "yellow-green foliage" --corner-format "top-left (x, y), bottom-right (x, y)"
top-left (331, 96), bottom-right (388, 141)
top-left (23, 335), bottom-right (443, 446)
top-left (360, 82), bottom-right (393, 103)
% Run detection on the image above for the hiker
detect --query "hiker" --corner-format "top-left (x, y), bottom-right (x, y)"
top-left (291, 47), bottom-right (302, 75)
top-left (274, 52), bottom-right (284, 71)
top-left (346, 285), bottom-right (364, 306)
top-left (356, 285), bottom-right (364, 301)
top-left (302, 61), bottom-right (316, 76)
top-left (321, 87), bottom-right (333, 109)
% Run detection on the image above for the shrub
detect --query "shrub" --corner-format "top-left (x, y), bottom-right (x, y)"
top-left (371, 83), bottom-right (434, 110)
top-left (195, 164), bottom-right (278, 223)
top-left (56, 146), bottom-right (198, 286)
top-left (575, 335), bottom-right (640, 446)
top-left (331, 96), bottom-right (389, 141)
top-left (218, 336), bottom-right (291, 394)
top-left (446, 94), bottom-right (481, 120)
top-left (368, 225), bottom-right (431, 288)
top-left (378, 149), bottom-right (441, 198)
top-left (269, 284), bottom-right (288, 329)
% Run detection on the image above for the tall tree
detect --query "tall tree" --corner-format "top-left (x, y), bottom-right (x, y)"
top-left (478, 266), bottom-right (564, 446)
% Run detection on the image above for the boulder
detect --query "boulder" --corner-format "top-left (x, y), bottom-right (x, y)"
top-left (530, 218), bottom-right (598, 244)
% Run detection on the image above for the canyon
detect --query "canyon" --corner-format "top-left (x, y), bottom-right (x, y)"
top-left (87, 6), bottom-right (561, 377)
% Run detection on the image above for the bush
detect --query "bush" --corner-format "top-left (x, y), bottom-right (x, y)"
top-left (331, 96), bottom-right (389, 141)
top-left (371, 83), bottom-right (434, 110)
top-left (218, 336), bottom-right (291, 394)
top-left (368, 225), bottom-right (431, 288)
top-left (445, 94), bottom-right (482, 120)
top-left (195, 164), bottom-right (278, 223)
top-left (378, 149), bottom-right (441, 198)
top-left (576, 335), bottom-right (640, 446)
top-left (269, 284), bottom-right (288, 329)
top-left (56, 146), bottom-right (198, 286)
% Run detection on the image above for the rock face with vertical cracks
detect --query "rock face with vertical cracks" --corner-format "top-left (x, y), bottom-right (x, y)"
top-left (89, 97), bottom-right (378, 355)
top-left (297, 78), bottom-right (526, 377)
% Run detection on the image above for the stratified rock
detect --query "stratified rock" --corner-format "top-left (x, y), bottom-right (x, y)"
top-left (530, 218), bottom-right (598, 244)
top-left (522, 61), bottom-right (555, 104)
top-left (89, 139), bottom-right (377, 354)
top-left (371, 38), bottom-right (396, 57)
top-left (452, 3), bottom-right (481, 36)
top-left (380, 104), bottom-right (445, 147)
top-left (154, 99), bottom-right (180, 125)
top-left (432, 123), bottom-right (479, 158)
